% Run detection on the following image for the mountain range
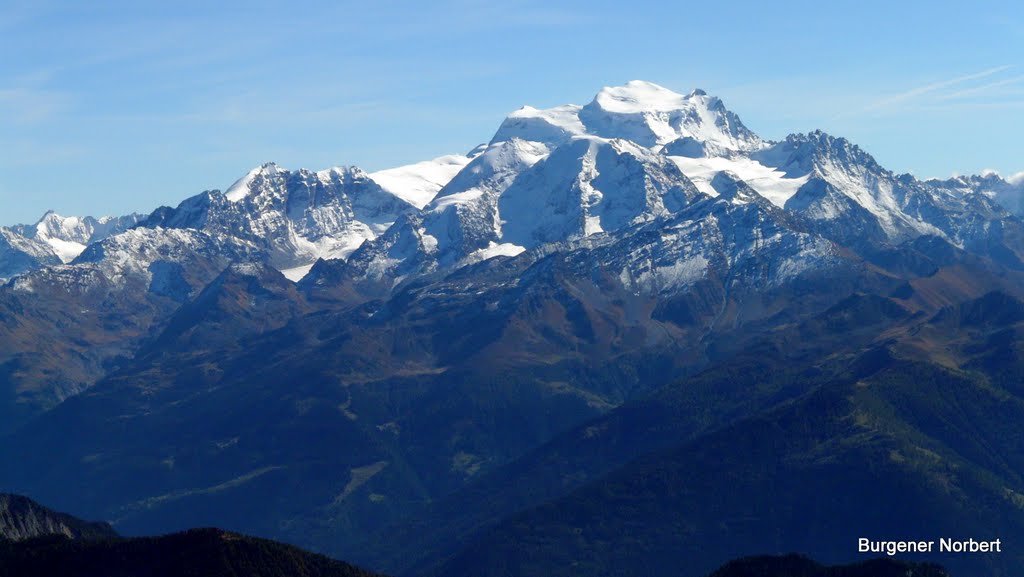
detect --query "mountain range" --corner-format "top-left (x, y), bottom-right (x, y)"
top-left (2, 80), bottom-right (1023, 576)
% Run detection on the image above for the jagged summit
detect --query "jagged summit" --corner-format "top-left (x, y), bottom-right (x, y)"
top-left (580, 80), bottom-right (762, 150)
top-left (224, 162), bottom-right (284, 202)
top-left (141, 163), bottom-right (419, 271)
top-left (768, 130), bottom-right (884, 176)
top-left (489, 81), bottom-right (762, 152)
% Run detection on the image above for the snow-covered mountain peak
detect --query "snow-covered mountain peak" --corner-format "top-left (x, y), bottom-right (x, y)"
top-left (224, 162), bottom-right (284, 202)
top-left (590, 80), bottom-right (691, 114)
top-left (0, 228), bottom-right (60, 282)
top-left (32, 210), bottom-right (92, 239)
top-left (431, 138), bottom-right (550, 208)
top-left (10, 210), bottom-right (145, 264)
top-left (754, 131), bottom-right (884, 181)
top-left (140, 162), bottom-right (420, 273)
top-left (490, 104), bottom-right (585, 148)
top-left (218, 163), bottom-right (410, 219)
top-left (484, 81), bottom-right (762, 154)
top-left (804, 130), bottom-right (880, 167)
top-left (579, 81), bottom-right (762, 150)
top-left (926, 171), bottom-right (1024, 216)
top-left (35, 209), bottom-right (63, 223)
top-left (30, 212), bottom-right (90, 263)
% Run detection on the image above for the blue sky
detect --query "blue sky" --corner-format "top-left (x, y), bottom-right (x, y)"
top-left (2, 0), bottom-right (1022, 225)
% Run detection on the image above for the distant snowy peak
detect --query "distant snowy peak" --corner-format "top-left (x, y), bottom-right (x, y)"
top-left (0, 229), bottom-right (60, 282)
top-left (927, 172), bottom-right (1024, 216)
top-left (487, 81), bottom-right (762, 153)
top-left (736, 130), bottom-right (1024, 250)
top-left (13, 227), bottom-right (262, 299)
top-left (592, 81), bottom-right (702, 114)
top-left (370, 150), bottom-right (482, 209)
top-left (224, 162), bottom-right (283, 203)
top-left (756, 132), bottom-right (937, 241)
top-left (32, 212), bottom-right (94, 245)
top-left (12, 211), bottom-right (143, 264)
top-left (579, 81), bottom-right (763, 150)
top-left (143, 162), bottom-right (419, 271)
top-left (410, 139), bottom-right (550, 263)
top-left (663, 130), bottom-right (890, 215)
top-left (433, 139), bottom-right (551, 205)
top-left (756, 131), bottom-right (884, 180)
top-left (224, 162), bottom-right (413, 223)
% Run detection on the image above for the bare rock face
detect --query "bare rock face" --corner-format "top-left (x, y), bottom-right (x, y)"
top-left (0, 494), bottom-right (117, 541)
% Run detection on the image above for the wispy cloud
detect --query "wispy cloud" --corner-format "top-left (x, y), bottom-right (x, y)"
top-left (863, 65), bottom-right (1013, 112)
top-left (936, 74), bottom-right (1024, 101)
top-left (0, 81), bottom-right (71, 125)
top-left (909, 101), bottom-right (1024, 113)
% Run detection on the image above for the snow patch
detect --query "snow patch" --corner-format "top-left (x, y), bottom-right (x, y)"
top-left (465, 242), bottom-right (526, 264)
top-left (669, 155), bottom-right (809, 207)
top-left (370, 153), bottom-right (477, 209)
top-left (44, 238), bottom-right (87, 263)
top-left (280, 263), bottom-right (314, 282)
top-left (430, 189), bottom-right (485, 211)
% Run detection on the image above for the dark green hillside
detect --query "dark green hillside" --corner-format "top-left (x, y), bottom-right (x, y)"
top-left (0, 528), bottom-right (383, 577)
top-left (430, 359), bottom-right (1022, 577)
top-left (707, 554), bottom-right (948, 577)
top-left (351, 293), bottom-right (923, 574)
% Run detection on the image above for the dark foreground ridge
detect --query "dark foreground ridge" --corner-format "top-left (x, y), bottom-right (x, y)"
top-left (0, 527), bottom-right (384, 577)
top-left (0, 494), bottom-right (952, 577)
top-left (707, 554), bottom-right (949, 577)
